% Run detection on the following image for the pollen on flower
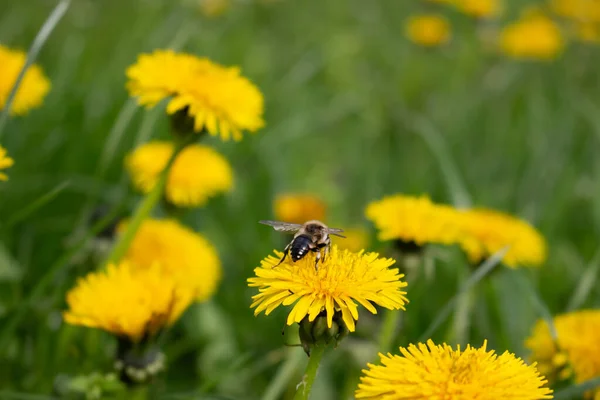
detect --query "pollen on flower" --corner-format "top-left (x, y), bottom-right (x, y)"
top-left (125, 141), bottom-right (233, 208)
top-left (248, 245), bottom-right (408, 332)
top-left (0, 44), bottom-right (51, 116)
top-left (356, 340), bottom-right (553, 400)
top-left (126, 49), bottom-right (264, 141)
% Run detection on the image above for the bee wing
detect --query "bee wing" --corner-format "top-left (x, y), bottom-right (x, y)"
top-left (259, 220), bottom-right (303, 233)
top-left (326, 227), bottom-right (346, 238)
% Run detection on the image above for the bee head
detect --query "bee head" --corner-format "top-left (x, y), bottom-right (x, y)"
top-left (303, 221), bottom-right (328, 242)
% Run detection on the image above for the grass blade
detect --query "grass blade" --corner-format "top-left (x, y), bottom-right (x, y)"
top-left (401, 112), bottom-right (472, 208)
top-left (566, 246), bottom-right (600, 311)
top-left (5, 181), bottom-right (70, 228)
top-left (0, 0), bottom-right (71, 139)
top-left (96, 100), bottom-right (138, 177)
top-left (0, 391), bottom-right (57, 400)
top-left (419, 247), bottom-right (508, 342)
top-left (553, 377), bottom-right (600, 400)
top-left (509, 269), bottom-right (558, 340)
top-left (0, 202), bottom-right (124, 351)
top-left (261, 348), bottom-right (305, 400)
top-left (451, 267), bottom-right (475, 346)
top-left (0, 241), bottom-right (23, 282)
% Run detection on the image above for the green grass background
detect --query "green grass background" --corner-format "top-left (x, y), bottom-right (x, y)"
top-left (1, 0), bottom-right (600, 398)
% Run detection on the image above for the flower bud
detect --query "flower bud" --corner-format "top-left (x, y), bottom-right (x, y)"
top-left (115, 339), bottom-right (166, 385)
top-left (298, 310), bottom-right (351, 356)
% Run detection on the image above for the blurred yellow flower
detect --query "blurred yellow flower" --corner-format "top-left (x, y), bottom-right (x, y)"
top-left (64, 261), bottom-right (195, 342)
top-left (0, 44), bottom-right (50, 116)
top-left (337, 227), bottom-right (369, 253)
top-left (455, 0), bottom-right (502, 18)
top-left (458, 208), bottom-right (547, 267)
top-left (199, 0), bottom-right (230, 17)
top-left (365, 194), bottom-right (462, 248)
top-left (0, 146), bottom-right (14, 181)
top-left (357, 339), bottom-right (552, 399)
top-left (120, 218), bottom-right (222, 302)
top-left (551, 0), bottom-right (600, 23)
top-left (405, 14), bottom-right (451, 47)
top-left (573, 21), bottom-right (600, 43)
top-left (126, 49), bottom-right (264, 141)
top-left (526, 310), bottom-right (600, 394)
top-left (274, 194), bottom-right (326, 225)
top-left (248, 245), bottom-right (408, 332)
top-left (499, 14), bottom-right (564, 60)
top-left (126, 141), bottom-right (233, 208)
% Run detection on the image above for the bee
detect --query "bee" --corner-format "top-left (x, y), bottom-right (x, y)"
top-left (259, 219), bottom-right (346, 268)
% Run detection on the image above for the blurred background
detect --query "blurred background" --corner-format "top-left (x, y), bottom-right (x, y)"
top-left (1, 0), bottom-right (600, 398)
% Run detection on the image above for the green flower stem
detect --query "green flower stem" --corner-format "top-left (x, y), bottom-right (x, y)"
top-left (293, 345), bottom-right (326, 400)
top-left (104, 138), bottom-right (189, 265)
top-left (450, 284), bottom-right (475, 346)
top-left (418, 247), bottom-right (507, 342)
top-left (377, 309), bottom-right (400, 355)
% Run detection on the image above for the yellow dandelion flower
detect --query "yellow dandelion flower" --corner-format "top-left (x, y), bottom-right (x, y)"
top-left (248, 245), bottom-right (408, 332)
top-left (365, 194), bottom-right (462, 248)
top-left (199, 0), bottom-right (230, 17)
top-left (126, 49), bottom-right (264, 141)
top-left (526, 310), bottom-right (600, 393)
top-left (499, 14), bottom-right (564, 60)
top-left (572, 21), bottom-right (600, 43)
top-left (0, 146), bottom-right (14, 181)
top-left (458, 208), bottom-right (547, 267)
top-left (274, 194), bottom-right (327, 225)
top-left (337, 227), bottom-right (370, 253)
top-left (120, 218), bottom-right (222, 302)
top-left (551, 0), bottom-right (600, 23)
top-left (64, 261), bottom-right (195, 342)
top-left (126, 141), bottom-right (233, 208)
top-left (0, 44), bottom-right (51, 116)
top-left (455, 0), bottom-right (502, 18)
top-left (356, 339), bottom-right (553, 400)
top-left (405, 14), bottom-right (451, 47)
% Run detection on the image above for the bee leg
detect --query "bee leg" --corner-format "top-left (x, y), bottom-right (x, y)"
top-left (322, 238), bottom-right (331, 263)
top-left (274, 243), bottom-right (291, 268)
top-left (323, 243), bottom-right (330, 263)
top-left (313, 242), bottom-right (328, 268)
